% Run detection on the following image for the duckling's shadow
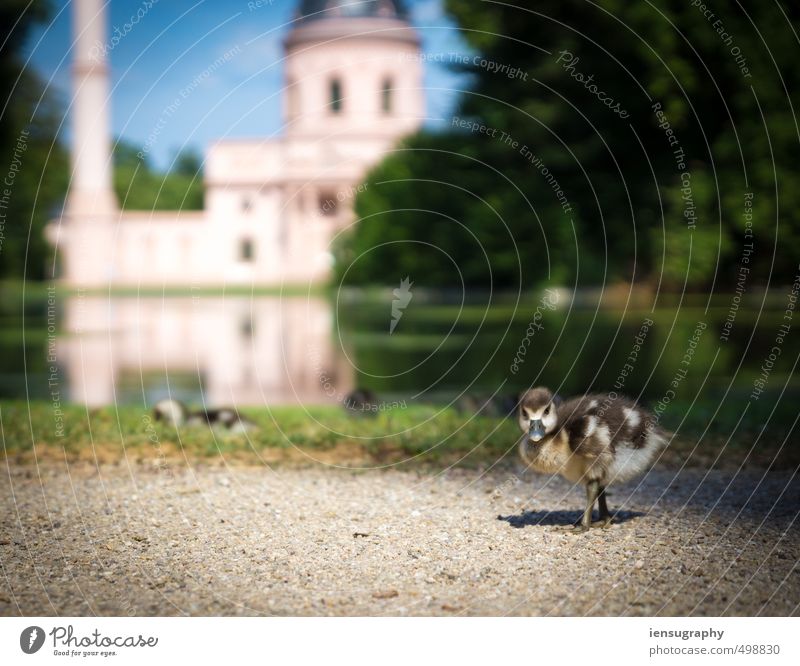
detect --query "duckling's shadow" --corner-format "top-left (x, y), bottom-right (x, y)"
top-left (497, 509), bottom-right (644, 529)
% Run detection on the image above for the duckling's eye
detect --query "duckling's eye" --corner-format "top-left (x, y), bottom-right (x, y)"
top-left (544, 406), bottom-right (550, 415)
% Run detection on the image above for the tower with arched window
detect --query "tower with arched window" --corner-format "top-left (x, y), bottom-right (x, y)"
top-left (272, 0), bottom-right (424, 281)
top-left (284, 1), bottom-right (422, 137)
top-left (204, 0), bottom-right (424, 285)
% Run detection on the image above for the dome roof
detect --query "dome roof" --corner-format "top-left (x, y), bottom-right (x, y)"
top-left (297, 0), bottom-right (409, 23)
top-left (286, 0), bottom-right (417, 48)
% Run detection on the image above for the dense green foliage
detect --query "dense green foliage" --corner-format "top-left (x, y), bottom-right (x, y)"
top-left (337, 1), bottom-right (800, 289)
top-left (113, 142), bottom-right (204, 211)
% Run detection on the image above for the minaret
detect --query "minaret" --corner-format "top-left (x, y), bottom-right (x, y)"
top-left (67, 0), bottom-right (116, 216)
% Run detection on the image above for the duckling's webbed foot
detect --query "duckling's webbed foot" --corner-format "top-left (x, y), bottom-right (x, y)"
top-left (555, 517), bottom-right (610, 529)
top-left (551, 522), bottom-right (589, 534)
top-left (567, 524), bottom-right (589, 534)
top-left (590, 517), bottom-right (613, 529)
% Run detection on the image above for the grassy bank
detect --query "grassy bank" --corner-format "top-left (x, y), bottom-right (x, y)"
top-left (1, 400), bottom-right (796, 470)
top-left (0, 401), bottom-right (518, 467)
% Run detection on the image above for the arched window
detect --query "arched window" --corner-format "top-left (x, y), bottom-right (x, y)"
top-left (318, 191), bottom-right (338, 217)
top-left (381, 77), bottom-right (393, 114)
top-left (329, 78), bottom-right (343, 113)
top-left (239, 238), bottom-right (255, 262)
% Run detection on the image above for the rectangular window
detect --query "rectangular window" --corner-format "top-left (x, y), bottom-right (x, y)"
top-left (381, 78), bottom-right (392, 114)
top-left (330, 78), bottom-right (343, 113)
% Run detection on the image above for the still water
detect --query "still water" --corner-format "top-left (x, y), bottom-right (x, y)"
top-left (1, 288), bottom-right (797, 414)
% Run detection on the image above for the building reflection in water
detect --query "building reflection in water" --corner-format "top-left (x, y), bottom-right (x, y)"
top-left (57, 296), bottom-right (352, 407)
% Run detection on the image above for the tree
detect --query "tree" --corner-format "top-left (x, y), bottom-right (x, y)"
top-left (113, 142), bottom-right (203, 211)
top-left (171, 148), bottom-right (203, 179)
top-left (338, 0), bottom-right (800, 291)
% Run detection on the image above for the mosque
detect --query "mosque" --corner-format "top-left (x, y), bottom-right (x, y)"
top-left (48, 0), bottom-right (424, 286)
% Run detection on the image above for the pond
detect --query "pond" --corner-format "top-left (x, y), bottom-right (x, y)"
top-left (1, 285), bottom-right (798, 432)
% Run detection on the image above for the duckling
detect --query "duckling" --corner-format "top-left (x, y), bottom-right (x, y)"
top-left (517, 386), bottom-right (668, 533)
top-left (152, 398), bottom-right (188, 427)
top-left (153, 399), bottom-right (256, 434)
top-left (343, 388), bottom-right (379, 416)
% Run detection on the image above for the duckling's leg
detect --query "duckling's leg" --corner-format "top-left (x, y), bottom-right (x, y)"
top-left (557, 480), bottom-right (600, 534)
top-left (579, 480), bottom-right (602, 532)
top-left (591, 487), bottom-right (613, 528)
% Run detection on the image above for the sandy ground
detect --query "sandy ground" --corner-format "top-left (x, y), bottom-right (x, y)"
top-left (1, 461), bottom-right (798, 616)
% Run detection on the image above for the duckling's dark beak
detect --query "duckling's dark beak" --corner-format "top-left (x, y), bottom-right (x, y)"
top-left (528, 419), bottom-right (545, 442)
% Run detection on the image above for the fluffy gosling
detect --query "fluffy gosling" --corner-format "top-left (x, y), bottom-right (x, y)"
top-left (153, 398), bottom-right (256, 434)
top-left (517, 386), bottom-right (668, 533)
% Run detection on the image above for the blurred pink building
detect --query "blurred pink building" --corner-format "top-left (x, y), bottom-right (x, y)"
top-left (49, 0), bottom-right (423, 286)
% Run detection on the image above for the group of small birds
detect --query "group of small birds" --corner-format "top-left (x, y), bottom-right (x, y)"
top-left (154, 384), bottom-right (668, 535)
top-left (152, 398), bottom-right (257, 434)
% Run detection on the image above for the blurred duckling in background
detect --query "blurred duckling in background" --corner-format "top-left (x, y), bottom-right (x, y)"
top-left (343, 388), bottom-right (379, 416)
top-left (456, 393), bottom-right (520, 418)
top-left (517, 387), bottom-right (668, 533)
top-left (153, 399), bottom-right (256, 434)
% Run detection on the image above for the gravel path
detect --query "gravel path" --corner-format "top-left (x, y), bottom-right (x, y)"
top-left (1, 461), bottom-right (798, 616)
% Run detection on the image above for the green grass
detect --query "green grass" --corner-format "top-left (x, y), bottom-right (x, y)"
top-left (0, 280), bottom-right (329, 299)
top-left (0, 401), bottom-right (521, 466)
top-left (1, 399), bottom-right (796, 469)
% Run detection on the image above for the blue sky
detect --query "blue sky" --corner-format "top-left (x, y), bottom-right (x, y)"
top-left (23, 0), bottom-right (470, 170)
